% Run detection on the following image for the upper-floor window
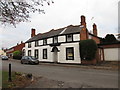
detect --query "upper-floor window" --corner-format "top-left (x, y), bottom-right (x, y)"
top-left (43, 39), bottom-right (47, 45)
top-left (66, 34), bottom-right (73, 42)
top-left (35, 41), bottom-right (39, 47)
top-left (53, 36), bottom-right (58, 43)
top-left (28, 42), bottom-right (31, 48)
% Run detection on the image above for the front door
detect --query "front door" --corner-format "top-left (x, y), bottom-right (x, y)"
top-left (53, 49), bottom-right (58, 63)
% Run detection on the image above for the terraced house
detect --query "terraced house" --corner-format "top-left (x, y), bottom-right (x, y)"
top-left (23, 15), bottom-right (103, 64)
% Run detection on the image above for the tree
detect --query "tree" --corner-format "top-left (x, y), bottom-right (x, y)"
top-left (102, 34), bottom-right (118, 43)
top-left (79, 39), bottom-right (97, 60)
top-left (116, 33), bottom-right (120, 41)
top-left (0, 0), bottom-right (54, 26)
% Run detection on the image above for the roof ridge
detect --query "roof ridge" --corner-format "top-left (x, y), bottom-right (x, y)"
top-left (38, 25), bottom-right (80, 35)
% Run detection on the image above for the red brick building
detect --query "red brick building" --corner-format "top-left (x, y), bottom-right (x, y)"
top-left (6, 41), bottom-right (25, 58)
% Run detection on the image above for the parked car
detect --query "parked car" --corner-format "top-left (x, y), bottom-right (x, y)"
top-left (21, 56), bottom-right (39, 65)
top-left (1, 56), bottom-right (8, 60)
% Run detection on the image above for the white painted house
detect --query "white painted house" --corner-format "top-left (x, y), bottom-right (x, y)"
top-left (23, 15), bottom-right (101, 64)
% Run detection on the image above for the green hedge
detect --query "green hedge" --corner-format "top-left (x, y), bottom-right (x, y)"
top-left (13, 56), bottom-right (22, 60)
top-left (13, 50), bottom-right (22, 60)
top-left (79, 39), bottom-right (97, 60)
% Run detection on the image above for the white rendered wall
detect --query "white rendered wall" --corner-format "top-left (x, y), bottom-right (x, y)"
top-left (39, 40), bottom-right (43, 45)
top-left (58, 36), bottom-right (65, 42)
top-left (38, 45), bottom-right (53, 62)
top-left (47, 38), bottom-right (52, 44)
top-left (73, 34), bottom-right (80, 41)
top-left (58, 42), bottom-right (81, 64)
top-left (24, 33), bottom-right (81, 63)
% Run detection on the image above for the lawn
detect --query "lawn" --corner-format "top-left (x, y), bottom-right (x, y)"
top-left (2, 71), bottom-right (33, 88)
top-left (2, 71), bottom-right (16, 88)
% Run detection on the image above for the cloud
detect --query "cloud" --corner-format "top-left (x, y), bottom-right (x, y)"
top-left (1, 0), bottom-right (119, 48)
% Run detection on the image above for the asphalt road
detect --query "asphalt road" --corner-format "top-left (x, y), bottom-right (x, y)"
top-left (1, 59), bottom-right (118, 88)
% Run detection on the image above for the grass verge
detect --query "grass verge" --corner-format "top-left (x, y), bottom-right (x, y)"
top-left (2, 71), bottom-right (32, 88)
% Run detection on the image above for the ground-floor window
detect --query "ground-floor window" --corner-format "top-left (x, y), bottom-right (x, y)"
top-left (22, 49), bottom-right (25, 56)
top-left (43, 49), bottom-right (47, 59)
top-left (35, 49), bottom-right (39, 59)
top-left (66, 47), bottom-right (74, 60)
top-left (28, 50), bottom-right (31, 56)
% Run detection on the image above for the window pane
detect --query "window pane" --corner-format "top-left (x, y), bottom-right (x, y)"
top-left (28, 50), bottom-right (31, 56)
top-left (66, 47), bottom-right (74, 60)
top-left (35, 41), bottom-right (39, 47)
top-left (28, 42), bottom-right (31, 48)
top-left (43, 49), bottom-right (47, 59)
top-left (35, 49), bottom-right (39, 59)
top-left (22, 49), bottom-right (25, 56)
top-left (66, 34), bottom-right (73, 42)
top-left (43, 39), bottom-right (47, 45)
top-left (53, 37), bottom-right (58, 43)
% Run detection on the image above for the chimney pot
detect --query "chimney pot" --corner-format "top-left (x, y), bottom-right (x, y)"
top-left (21, 41), bottom-right (23, 44)
top-left (93, 23), bottom-right (97, 29)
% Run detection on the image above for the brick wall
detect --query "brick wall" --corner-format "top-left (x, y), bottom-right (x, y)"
top-left (92, 36), bottom-right (100, 44)
top-left (6, 43), bottom-right (25, 58)
top-left (80, 28), bottom-right (88, 40)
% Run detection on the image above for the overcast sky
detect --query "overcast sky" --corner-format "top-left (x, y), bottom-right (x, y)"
top-left (0, 0), bottom-right (119, 48)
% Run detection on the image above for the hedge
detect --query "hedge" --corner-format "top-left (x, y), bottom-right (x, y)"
top-left (13, 50), bottom-right (22, 60)
top-left (79, 39), bottom-right (97, 60)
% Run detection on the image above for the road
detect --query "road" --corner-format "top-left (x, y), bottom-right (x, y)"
top-left (1, 59), bottom-right (118, 88)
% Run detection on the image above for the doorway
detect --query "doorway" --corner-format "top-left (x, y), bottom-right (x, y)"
top-left (51, 46), bottom-right (59, 63)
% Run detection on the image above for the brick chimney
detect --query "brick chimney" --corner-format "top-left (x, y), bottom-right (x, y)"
top-left (31, 28), bottom-right (36, 37)
top-left (80, 15), bottom-right (86, 28)
top-left (80, 15), bottom-right (88, 40)
top-left (93, 23), bottom-right (97, 36)
top-left (92, 23), bottom-right (100, 44)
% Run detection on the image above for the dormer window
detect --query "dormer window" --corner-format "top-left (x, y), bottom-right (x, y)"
top-left (28, 42), bottom-right (31, 48)
top-left (53, 36), bottom-right (58, 43)
top-left (35, 41), bottom-right (39, 47)
top-left (43, 39), bottom-right (47, 45)
top-left (66, 34), bottom-right (73, 42)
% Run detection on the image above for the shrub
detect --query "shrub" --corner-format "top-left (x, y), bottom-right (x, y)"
top-left (79, 39), bottom-right (97, 60)
top-left (102, 34), bottom-right (118, 43)
top-left (13, 50), bottom-right (22, 60)
top-left (13, 56), bottom-right (22, 60)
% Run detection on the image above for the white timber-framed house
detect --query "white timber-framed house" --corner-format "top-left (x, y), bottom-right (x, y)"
top-left (23, 15), bottom-right (103, 64)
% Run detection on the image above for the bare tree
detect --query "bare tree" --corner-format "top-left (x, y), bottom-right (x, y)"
top-left (0, 0), bottom-right (54, 26)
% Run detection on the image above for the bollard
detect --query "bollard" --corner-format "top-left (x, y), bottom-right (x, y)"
top-left (8, 63), bottom-right (12, 82)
